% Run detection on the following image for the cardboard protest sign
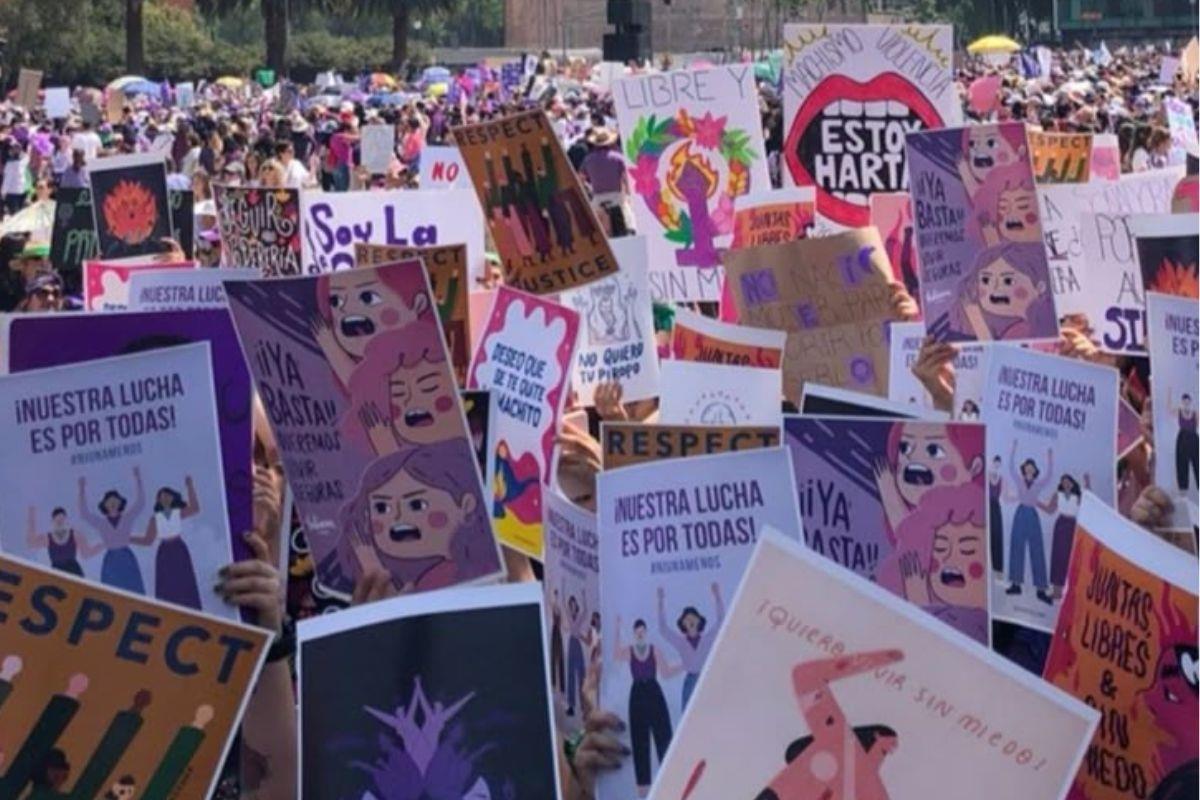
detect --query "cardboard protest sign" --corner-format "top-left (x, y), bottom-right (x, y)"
top-left (647, 531), bottom-right (1098, 798)
top-left (870, 191), bottom-right (921, 298)
top-left (981, 346), bottom-right (1118, 633)
top-left (87, 154), bottom-right (174, 262)
top-left (467, 287), bottom-right (580, 558)
top-left (298, 583), bottom-right (559, 798)
top-left (0, 344), bottom-right (237, 619)
top-left (887, 320), bottom-right (985, 419)
top-left (596, 448), bottom-right (804, 797)
top-left (356, 243), bottom-right (472, 387)
top-left (1131, 213), bottom-right (1199, 300)
top-left (1146, 292), bottom-right (1200, 532)
top-left (784, 415), bottom-right (989, 642)
top-left (601, 422), bottom-right (780, 469)
top-left (214, 185), bottom-right (303, 276)
top-left (542, 491), bottom-right (598, 739)
top-left (801, 382), bottom-right (939, 419)
top-left (418, 145), bottom-right (471, 189)
top-left (84, 259), bottom-right (194, 311)
top-left (1165, 97), bottom-right (1198, 166)
top-left (16, 68), bottom-right (42, 110)
top-left (49, 187), bottom-right (99, 289)
top-left (43, 86), bottom-right (70, 118)
top-left (360, 123), bottom-right (395, 175)
top-left (670, 307), bottom-right (785, 367)
top-left (105, 89), bottom-right (125, 125)
top-left (782, 23), bottom-right (958, 229)
top-left (299, 188), bottom-right (484, 285)
top-left (560, 236), bottom-right (659, 407)
top-left (225, 261), bottom-right (503, 597)
top-left (1090, 133), bottom-right (1121, 181)
top-left (127, 268), bottom-right (258, 312)
top-left (1029, 131), bottom-right (1092, 184)
top-left (907, 123), bottom-right (1058, 342)
top-left (451, 110), bottom-right (615, 295)
top-left (0, 555), bottom-right (268, 800)
top-left (3, 309), bottom-right (255, 565)
top-left (612, 65), bottom-right (770, 301)
top-left (658, 360), bottom-right (781, 427)
top-left (730, 187), bottom-right (815, 249)
top-left (1043, 495), bottom-right (1198, 800)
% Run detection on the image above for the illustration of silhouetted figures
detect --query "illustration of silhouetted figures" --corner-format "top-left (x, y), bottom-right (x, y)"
top-left (140, 704), bottom-right (213, 800)
top-left (535, 140), bottom-right (575, 255)
top-left (0, 672), bottom-right (89, 797)
top-left (672, 149), bottom-right (720, 267)
top-left (539, 137), bottom-right (598, 248)
top-left (505, 149), bottom-right (552, 263)
top-left (0, 655), bottom-right (21, 712)
top-left (483, 153), bottom-right (535, 272)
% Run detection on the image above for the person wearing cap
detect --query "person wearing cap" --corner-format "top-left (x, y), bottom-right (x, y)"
top-left (579, 126), bottom-right (632, 237)
top-left (19, 269), bottom-right (64, 313)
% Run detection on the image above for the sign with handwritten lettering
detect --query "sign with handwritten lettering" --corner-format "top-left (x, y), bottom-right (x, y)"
top-left (49, 187), bottom-right (99, 290)
top-left (215, 185), bottom-right (303, 277)
top-left (600, 422), bottom-right (780, 469)
top-left (1146, 292), bottom-right (1200, 532)
top-left (596, 448), bottom-right (804, 797)
top-left (670, 307), bottom-right (785, 368)
top-left (648, 531), bottom-right (1098, 798)
top-left (730, 187), bottom-right (815, 249)
top-left (418, 145), bottom-right (471, 189)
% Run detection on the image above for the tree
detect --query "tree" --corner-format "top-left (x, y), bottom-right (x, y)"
top-left (355, 0), bottom-right (458, 71)
top-left (127, 0), bottom-right (146, 73)
top-left (197, 0), bottom-right (299, 75)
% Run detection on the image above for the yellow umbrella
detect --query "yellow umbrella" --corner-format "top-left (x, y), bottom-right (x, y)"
top-left (967, 35), bottom-right (1021, 55)
top-left (215, 76), bottom-right (245, 88)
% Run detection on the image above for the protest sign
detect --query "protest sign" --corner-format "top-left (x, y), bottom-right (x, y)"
top-left (612, 66), bottom-right (770, 302)
top-left (298, 583), bottom-right (558, 798)
top-left (452, 110), bottom-right (615, 295)
top-left (1165, 97), bottom-right (1198, 166)
top-left (460, 389), bottom-right (492, 475)
top-left (1159, 55), bottom-right (1181, 85)
top-left (1131, 213), bottom-right (1199, 299)
top-left (176, 81), bottom-right (194, 107)
top-left (49, 186), bottom-right (99, 289)
top-left (127, 268), bottom-right (258, 312)
top-left (418, 145), bottom-right (471, 189)
top-left (596, 448), bottom-right (804, 797)
top-left (1146, 291), bottom-right (1200, 532)
top-left (0, 555), bottom-right (268, 800)
top-left (1043, 495), bottom-right (1197, 800)
top-left (601, 422), bottom-right (780, 469)
top-left (0, 344), bottom-right (236, 619)
top-left (646, 531), bottom-right (1098, 798)
top-left (225, 261), bottom-right (503, 596)
top-left (730, 187), bottom-right (815, 249)
top-left (1090, 133), bottom-right (1121, 180)
top-left (214, 185), bottom-right (303, 277)
top-left (784, 415), bottom-right (988, 642)
top-left (80, 96), bottom-right (101, 127)
top-left (16, 68), bottom-right (42, 109)
top-left (1029, 131), bottom-right (1092, 184)
top-left (869, 191), bottom-right (921, 297)
top-left (360, 123), bottom-right (395, 175)
top-left (87, 154), bottom-right (173, 262)
top-left (981, 346), bottom-right (1118, 633)
top-left (467, 286), bottom-right (580, 558)
top-left (542, 491), bottom-right (598, 738)
top-left (356, 243), bottom-right (472, 387)
top-left (299, 188), bottom-right (485, 284)
top-left (801, 382), bottom-right (940, 419)
top-left (560, 236), bottom-right (659, 406)
top-left (659, 360), bottom-right (781, 426)
top-left (908, 123), bottom-right (1058, 342)
top-left (782, 23), bottom-right (958, 229)
top-left (3, 309), bottom-right (255, 564)
top-left (670, 306), bottom-right (785, 367)
top-left (105, 89), bottom-right (124, 124)
top-left (887, 320), bottom-right (985, 418)
top-left (84, 259), bottom-right (194, 311)
top-left (43, 86), bottom-right (70, 118)
top-left (169, 189), bottom-right (194, 258)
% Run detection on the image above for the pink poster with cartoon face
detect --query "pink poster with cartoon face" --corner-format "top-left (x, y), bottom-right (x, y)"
top-left (467, 286), bottom-right (580, 558)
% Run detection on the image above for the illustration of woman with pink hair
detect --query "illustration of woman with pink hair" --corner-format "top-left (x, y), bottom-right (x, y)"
top-left (957, 124), bottom-right (1029, 200)
top-left (326, 440), bottom-right (495, 595)
top-left (954, 241), bottom-right (1055, 341)
top-left (755, 649), bottom-right (902, 800)
top-left (1141, 589), bottom-right (1198, 799)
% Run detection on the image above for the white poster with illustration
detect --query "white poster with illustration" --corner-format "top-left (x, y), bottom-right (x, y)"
top-left (887, 320), bottom-right (986, 419)
top-left (981, 346), bottom-right (1118, 633)
top-left (1146, 292), bottom-right (1199, 532)
top-left (560, 235), bottom-right (659, 407)
top-left (612, 65), bottom-right (769, 302)
top-left (597, 447), bottom-right (804, 798)
top-left (658, 360), bottom-right (781, 427)
top-left (0, 342), bottom-right (236, 620)
top-left (299, 187), bottom-right (485, 281)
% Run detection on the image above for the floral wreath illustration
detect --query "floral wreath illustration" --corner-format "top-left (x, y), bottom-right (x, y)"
top-left (625, 109), bottom-right (756, 266)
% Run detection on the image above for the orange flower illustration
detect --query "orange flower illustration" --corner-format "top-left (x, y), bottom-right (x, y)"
top-left (102, 179), bottom-right (159, 245)
top-left (1149, 258), bottom-right (1200, 299)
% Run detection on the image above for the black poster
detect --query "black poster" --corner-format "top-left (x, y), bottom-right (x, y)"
top-left (169, 188), bottom-right (194, 259)
top-left (88, 154), bottom-right (172, 260)
top-left (49, 187), bottom-right (98, 291)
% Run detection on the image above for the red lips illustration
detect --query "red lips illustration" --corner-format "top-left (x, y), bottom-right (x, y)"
top-left (785, 73), bottom-right (944, 227)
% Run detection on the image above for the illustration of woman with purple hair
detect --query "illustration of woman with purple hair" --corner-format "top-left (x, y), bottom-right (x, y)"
top-left (330, 440), bottom-right (495, 595)
top-left (955, 241), bottom-right (1055, 341)
top-left (134, 476), bottom-right (203, 610)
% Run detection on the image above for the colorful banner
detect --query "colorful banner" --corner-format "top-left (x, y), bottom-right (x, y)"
top-left (214, 185), bottom-right (303, 277)
top-left (670, 307), bottom-right (785, 368)
top-left (467, 286), bottom-right (580, 558)
top-left (658, 360), bottom-right (782, 427)
top-left (0, 344), bottom-right (237, 619)
top-left (784, 415), bottom-right (988, 642)
top-left (612, 66), bottom-right (770, 301)
top-left (298, 583), bottom-right (558, 798)
top-left (560, 235), bottom-right (660, 407)
top-left (87, 154), bottom-right (173, 262)
top-left (127, 268), bottom-right (258, 312)
top-left (782, 23), bottom-right (958, 228)
top-left (601, 422), bottom-right (780, 469)
top-left (49, 187), bottom-right (99, 287)
top-left (451, 110), bottom-right (615, 294)
top-left (0, 555), bottom-right (268, 800)
top-left (1132, 213), bottom-right (1199, 300)
top-left (870, 190), bottom-right (921, 298)
top-left (730, 187), bottom-right (816, 248)
top-left (1165, 96), bottom-right (1198, 166)
top-left (418, 145), bottom-right (471, 190)
top-left (907, 123), bottom-right (1059, 342)
top-left (1043, 495), bottom-right (1198, 800)
top-left (887, 320), bottom-right (986, 419)
top-left (1029, 131), bottom-right (1093, 184)
top-left (356, 242), bottom-right (472, 387)
top-left (647, 532), bottom-right (1098, 798)
top-left (225, 261), bottom-right (503, 596)
top-left (596, 448), bottom-right (804, 797)
top-left (1146, 291), bottom-right (1200, 532)
top-left (981, 346), bottom-right (1118, 633)
top-left (83, 259), bottom-right (194, 311)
